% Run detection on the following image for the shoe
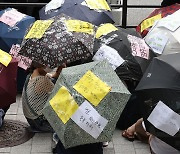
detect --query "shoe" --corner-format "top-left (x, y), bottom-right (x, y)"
top-left (0, 109), bottom-right (5, 128)
top-left (122, 130), bottom-right (138, 142)
top-left (53, 133), bottom-right (59, 145)
top-left (103, 141), bottom-right (109, 147)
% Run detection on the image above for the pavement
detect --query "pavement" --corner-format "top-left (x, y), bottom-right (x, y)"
top-left (0, 94), bottom-right (151, 154)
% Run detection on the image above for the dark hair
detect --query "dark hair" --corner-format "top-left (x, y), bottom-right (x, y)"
top-left (26, 61), bottom-right (45, 73)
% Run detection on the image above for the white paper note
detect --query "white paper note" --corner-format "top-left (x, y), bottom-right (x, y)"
top-left (71, 100), bottom-right (108, 139)
top-left (148, 101), bottom-right (180, 136)
top-left (45, 0), bottom-right (65, 12)
top-left (145, 33), bottom-right (168, 55)
top-left (93, 44), bottom-right (125, 70)
top-left (171, 28), bottom-right (180, 44)
top-left (157, 10), bottom-right (180, 32)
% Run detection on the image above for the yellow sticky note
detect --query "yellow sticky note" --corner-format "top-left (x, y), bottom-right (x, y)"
top-left (25, 20), bottom-right (54, 39)
top-left (65, 20), bottom-right (94, 35)
top-left (96, 23), bottom-right (118, 38)
top-left (73, 70), bottom-right (111, 106)
top-left (0, 49), bottom-right (12, 67)
top-left (50, 86), bottom-right (79, 124)
top-left (85, 0), bottom-right (111, 11)
top-left (141, 14), bottom-right (162, 32)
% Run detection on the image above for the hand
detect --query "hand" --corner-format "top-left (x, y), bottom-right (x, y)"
top-left (52, 63), bottom-right (66, 78)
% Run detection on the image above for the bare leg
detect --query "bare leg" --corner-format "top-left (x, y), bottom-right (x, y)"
top-left (135, 118), bottom-right (150, 143)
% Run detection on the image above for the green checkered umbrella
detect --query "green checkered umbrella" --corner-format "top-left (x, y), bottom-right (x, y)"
top-left (42, 60), bottom-right (130, 148)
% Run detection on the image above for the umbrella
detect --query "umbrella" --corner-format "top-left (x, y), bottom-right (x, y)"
top-left (135, 53), bottom-right (180, 151)
top-left (144, 9), bottom-right (180, 56)
top-left (0, 58), bottom-right (18, 109)
top-left (39, 0), bottom-right (114, 26)
top-left (136, 3), bottom-right (180, 37)
top-left (42, 60), bottom-right (131, 148)
top-left (19, 14), bottom-right (96, 69)
top-left (93, 24), bottom-right (156, 82)
top-left (0, 8), bottom-right (35, 52)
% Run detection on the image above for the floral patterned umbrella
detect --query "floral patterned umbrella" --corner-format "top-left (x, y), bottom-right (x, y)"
top-left (19, 14), bottom-right (96, 68)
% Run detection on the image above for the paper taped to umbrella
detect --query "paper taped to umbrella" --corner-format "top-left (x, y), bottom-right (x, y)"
top-left (39, 0), bottom-right (114, 26)
top-left (135, 53), bottom-right (180, 151)
top-left (93, 24), bottom-right (156, 81)
top-left (145, 9), bottom-right (180, 56)
top-left (43, 60), bottom-right (130, 148)
top-left (9, 44), bottom-right (32, 70)
top-left (0, 8), bottom-right (35, 52)
top-left (0, 49), bottom-right (12, 67)
top-left (19, 14), bottom-right (96, 69)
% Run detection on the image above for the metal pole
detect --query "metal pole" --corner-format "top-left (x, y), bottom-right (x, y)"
top-left (121, 0), bottom-right (127, 28)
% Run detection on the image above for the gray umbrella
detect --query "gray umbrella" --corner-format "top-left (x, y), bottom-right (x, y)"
top-left (42, 60), bottom-right (130, 148)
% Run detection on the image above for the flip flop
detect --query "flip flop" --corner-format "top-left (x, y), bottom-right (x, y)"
top-left (122, 130), bottom-right (137, 142)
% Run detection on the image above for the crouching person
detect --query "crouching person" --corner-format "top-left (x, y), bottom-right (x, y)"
top-left (22, 62), bottom-right (65, 132)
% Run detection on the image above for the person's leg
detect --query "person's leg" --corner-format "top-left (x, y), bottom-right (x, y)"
top-left (134, 118), bottom-right (150, 143)
top-left (122, 122), bottom-right (137, 141)
top-left (26, 116), bottom-right (54, 133)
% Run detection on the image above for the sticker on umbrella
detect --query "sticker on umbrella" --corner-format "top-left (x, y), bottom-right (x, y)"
top-left (73, 70), bottom-right (111, 106)
top-left (9, 44), bottom-right (32, 70)
top-left (0, 8), bottom-right (26, 27)
top-left (145, 32), bottom-right (168, 55)
top-left (25, 20), bottom-right (54, 39)
top-left (85, 0), bottom-right (111, 11)
top-left (65, 20), bottom-right (94, 35)
top-left (45, 0), bottom-right (65, 13)
top-left (127, 34), bottom-right (150, 59)
top-left (147, 101), bottom-right (180, 136)
top-left (96, 23), bottom-right (118, 39)
top-left (0, 49), bottom-right (12, 67)
top-left (93, 44), bottom-right (125, 70)
top-left (71, 100), bottom-right (108, 139)
top-left (49, 86), bottom-right (79, 124)
top-left (140, 14), bottom-right (161, 32)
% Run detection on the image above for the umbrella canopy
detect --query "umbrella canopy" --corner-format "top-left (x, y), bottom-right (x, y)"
top-left (93, 24), bottom-right (156, 82)
top-left (136, 3), bottom-right (180, 37)
top-left (144, 9), bottom-right (180, 56)
top-left (0, 58), bottom-right (18, 109)
top-left (0, 8), bottom-right (35, 52)
top-left (42, 60), bottom-right (130, 148)
top-left (136, 53), bottom-right (180, 151)
top-left (19, 14), bottom-right (96, 69)
top-left (39, 0), bottom-right (114, 26)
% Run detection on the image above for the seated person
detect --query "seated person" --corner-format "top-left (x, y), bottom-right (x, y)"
top-left (22, 62), bottom-right (65, 132)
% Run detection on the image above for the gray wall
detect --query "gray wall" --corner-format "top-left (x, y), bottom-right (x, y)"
top-left (108, 0), bottom-right (162, 26)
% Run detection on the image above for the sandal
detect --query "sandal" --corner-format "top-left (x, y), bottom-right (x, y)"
top-left (122, 130), bottom-right (138, 142)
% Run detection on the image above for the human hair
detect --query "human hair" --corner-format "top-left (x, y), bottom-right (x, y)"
top-left (26, 61), bottom-right (45, 73)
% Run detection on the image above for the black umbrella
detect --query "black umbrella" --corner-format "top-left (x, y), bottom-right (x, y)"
top-left (136, 53), bottom-right (180, 151)
top-left (93, 26), bottom-right (155, 82)
top-left (39, 0), bottom-right (114, 26)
